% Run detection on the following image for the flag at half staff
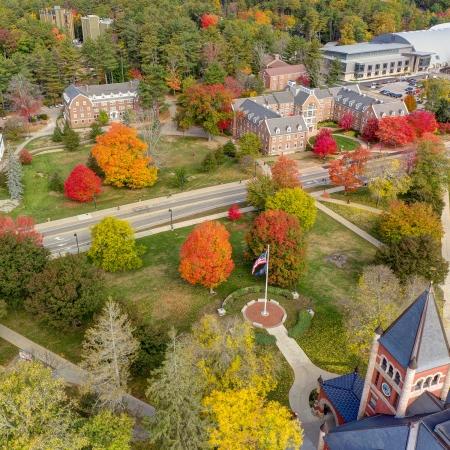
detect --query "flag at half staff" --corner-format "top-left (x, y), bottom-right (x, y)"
top-left (252, 251), bottom-right (267, 275)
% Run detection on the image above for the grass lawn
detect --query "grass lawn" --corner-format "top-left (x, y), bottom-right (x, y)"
top-left (323, 202), bottom-right (381, 236)
top-left (332, 134), bottom-right (360, 151)
top-left (1, 137), bottom-right (246, 223)
top-left (331, 187), bottom-right (387, 209)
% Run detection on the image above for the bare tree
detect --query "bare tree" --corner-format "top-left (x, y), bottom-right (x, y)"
top-left (6, 146), bottom-right (23, 201)
top-left (136, 105), bottom-right (162, 167)
top-left (253, 42), bottom-right (267, 73)
top-left (81, 299), bottom-right (139, 411)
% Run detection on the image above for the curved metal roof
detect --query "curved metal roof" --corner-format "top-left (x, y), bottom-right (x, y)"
top-left (372, 28), bottom-right (450, 64)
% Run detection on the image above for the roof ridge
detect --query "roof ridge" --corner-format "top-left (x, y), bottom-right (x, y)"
top-left (410, 289), bottom-right (431, 364)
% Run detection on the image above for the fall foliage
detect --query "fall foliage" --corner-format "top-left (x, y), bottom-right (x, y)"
top-left (246, 210), bottom-right (306, 288)
top-left (339, 112), bottom-right (354, 131)
top-left (200, 14), bottom-right (219, 28)
top-left (376, 116), bottom-right (415, 146)
top-left (179, 221), bottom-right (234, 291)
top-left (19, 148), bottom-right (32, 165)
top-left (362, 118), bottom-right (379, 143)
top-left (404, 94), bottom-right (417, 112)
top-left (271, 154), bottom-right (300, 189)
top-left (328, 148), bottom-right (370, 194)
top-left (228, 204), bottom-right (242, 221)
top-left (313, 128), bottom-right (337, 158)
top-left (407, 110), bottom-right (438, 137)
top-left (92, 123), bottom-right (158, 189)
top-left (64, 164), bottom-right (102, 203)
top-left (0, 215), bottom-right (42, 245)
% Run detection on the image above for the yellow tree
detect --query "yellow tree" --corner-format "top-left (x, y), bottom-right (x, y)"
top-left (203, 387), bottom-right (303, 450)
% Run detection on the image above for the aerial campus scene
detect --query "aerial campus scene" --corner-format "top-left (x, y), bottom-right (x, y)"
top-left (0, 1), bottom-right (449, 449)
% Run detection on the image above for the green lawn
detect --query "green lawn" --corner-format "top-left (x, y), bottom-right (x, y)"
top-left (0, 210), bottom-right (376, 394)
top-left (332, 134), bottom-right (360, 151)
top-left (1, 137), bottom-right (246, 223)
top-left (331, 187), bottom-right (387, 209)
top-left (323, 202), bottom-right (381, 236)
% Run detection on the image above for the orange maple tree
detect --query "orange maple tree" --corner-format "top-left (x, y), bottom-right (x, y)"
top-left (179, 221), bottom-right (234, 292)
top-left (91, 123), bottom-right (157, 189)
top-left (271, 154), bottom-right (301, 189)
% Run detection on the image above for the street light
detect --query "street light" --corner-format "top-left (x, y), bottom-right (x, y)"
top-left (169, 208), bottom-right (173, 231)
top-left (92, 193), bottom-right (97, 209)
top-left (74, 233), bottom-right (79, 254)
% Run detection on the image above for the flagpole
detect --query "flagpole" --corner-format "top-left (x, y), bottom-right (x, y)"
top-left (262, 244), bottom-right (270, 316)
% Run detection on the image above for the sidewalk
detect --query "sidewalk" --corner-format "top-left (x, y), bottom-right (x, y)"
top-left (316, 196), bottom-right (383, 214)
top-left (440, 190), bottom-right (450, 340)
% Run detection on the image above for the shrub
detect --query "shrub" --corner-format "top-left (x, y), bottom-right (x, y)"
top-left (214, 147), bottom-right (226, 165)
top-left (86, 152), bottom-right (105, 178)
top-left (62, 123), bottom-right (80, 152)
top-left (3, 118), bottom-right (25, 142)
top-left (288, 310), bottom-right (312, 339)
top-left (52, 126), bottom-right (63, 142)
top-left (37, 113), bottom-right (48, 121)
top-left (254, 330), bottom-right (277, 346)
top-left (201, 152), bottom-right (217, 172)
top-left (48, 172), bottom-right (64, 193)
top-left (228, 204), bottom-right (242, 221)
top-left (313, 128), bottom-right (337, 158)
top-left (238, 132), bottom-right (262, 157)
top-left (223, 140), bottom-right (237, 158)
top-left (98, 110), bottom-right (109, 126)
top-left (19, 149), bottom-right (32, 165)
top-left (174, 167), bottom-right (188, 189)
top-left (246, 210), bottom-right (306, 288)
top-left (64, 164), bottom-right (102, 203)
top-left (90, 121), bottom-right (103, 140)
top-left (266, 187), bottom-right (317, 231)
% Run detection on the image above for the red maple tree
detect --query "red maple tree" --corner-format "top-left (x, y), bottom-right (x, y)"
top-left (328, 148), bottom-right (370, 196)
top-left (19, 148), bottom-right (32, 165)
top-left (313, 128), bottom-right (337, 159)
top-left (224, 76), bottom-right (244, 98)
top-left (407, 110), bottom-right (438, 137)
top-left (297, 74), bottom-right (310, 87)
top-left (339, 112), bottom-right (354, 131)
top-left (377, 116), bottom-right (415, 147)
top-left (362, 118), bottom-right (379, 143)
top-left (228, 204), bottom-right (242, 221)
top-left (271, 154), bottom-right (300, 189)
top-left (0, 215), bottom-right (43, 245)
top-left (64, 164), bottom-right (102, 203)
top-left (200, 13), bottom-right (219, 28)
top-left (179, 221), bottom-right (234, 292)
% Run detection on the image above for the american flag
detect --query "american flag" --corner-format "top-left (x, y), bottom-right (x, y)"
top-left (252, 251), bottom-right (267, 275)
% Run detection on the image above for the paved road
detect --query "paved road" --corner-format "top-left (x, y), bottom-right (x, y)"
top-left (440, 190), bottom-right (450, 340)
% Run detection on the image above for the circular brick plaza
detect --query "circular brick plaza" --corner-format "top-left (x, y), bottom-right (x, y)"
top-left (242, 299), bottom-right (286, 328)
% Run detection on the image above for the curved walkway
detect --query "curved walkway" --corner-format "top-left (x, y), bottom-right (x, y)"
top-left (267, 325), bottom-right (337, 450)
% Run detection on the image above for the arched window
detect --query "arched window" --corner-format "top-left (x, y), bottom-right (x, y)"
top-left (275, 127), bottom-right (280, 134)
top-left (415, 380), bottom-right (423, 391)
top-left (381, 358), bottom-right (387, 371)
top-left (388, 365), bottom-right (394, 378)
top-left (432, 374), bottom-right (440, 385)
top-left (424, 377), bottom-right (432, 388)
top-left (394, 372), bottom-right (401, 385)
top-left (286, 126), bottom-right (291, 132)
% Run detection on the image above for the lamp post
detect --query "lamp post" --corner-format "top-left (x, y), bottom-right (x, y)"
top-left (74, 233), bottom-right (79, 254)
top-left (92, 193), bottom-right (97, 209)
top-left (169, 208), bottom-right (173, 231)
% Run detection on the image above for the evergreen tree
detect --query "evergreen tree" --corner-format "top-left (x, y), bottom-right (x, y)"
top-left (139, 63), bottom-right (168, 108)
top-left (304, 39), bottom-right (322, 88)
top-left (62, 122), bottom-right (80, 152)
top-left (90, 121), bottom-right (103, 140)
top-left (6, 147), bottom-right (23, 200)
top-left (204, 62), bottom-right (226, 85)
top-left (52, 125), bottom-right (63, 142)
top-left (326, 58), bottom-right (341, 86)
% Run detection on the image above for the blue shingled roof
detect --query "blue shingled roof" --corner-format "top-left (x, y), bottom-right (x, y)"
top-left (321, 372), bottom-right (364, 422)
top-left (379, 289), bottom-right (450, 371)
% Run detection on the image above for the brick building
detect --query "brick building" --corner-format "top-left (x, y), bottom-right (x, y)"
top-left (315, 287), bottom-right (450, 450)
top-left (39, 6), bottom-right (75, 40)
top-left (63, 81), bottom-right (139, 128)
top-left (232, 83), bottom-right (407, 155)
top-left (261, 54), bottom-right (306, 91)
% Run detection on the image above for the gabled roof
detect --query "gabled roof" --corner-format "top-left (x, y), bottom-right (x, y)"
top-left (320, 372), bottom-right (364, 422)
top-left (264, 64), bottom-right (306, 76)
top-left (379, 288), bottom-right (450, 371)
top-left (238, 98), bottom-right (280, 122)
top-left (265, 116), bottom-right (307, 135)
top-left (64, 80), bottom-right (139, 102)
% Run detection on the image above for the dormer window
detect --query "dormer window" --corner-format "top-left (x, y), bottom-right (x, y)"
top-left (394, 372), bottom-right (401, 385)
top-left (253, 117), bottom-right (257, 124)
top-left (388, 365), bottom-right (394, 378)
top-left (415, 380), bottom-right (423, 391)
top-left (297, 124), bottom-right (302, 131)
top-left (275, 127), bottom-right (280, 134)
top-left (349, 100), bottom-right (355, 107)
top-left (389, 110), bottom-right (394, 116)
top-left (363, 105), bottom-right (368, 111)
top-left (337, 95), bottom-right (342, 101)
top-left (343, 98), bottom-right (348, 104)
top-left (356, 103), bottom-right (362, 110)
top-left (432, 374), bottom-right (440, 385)
top-left (381, 358), bottom-right (387, 371)
top-left (423, 377), bottom-right (431, 388)
top-left (286, 126), bottom-right (291, 132)
top-left (399, 110), bottom-right (404, 115)
top-left (381, 112), bottom-right (386, 118)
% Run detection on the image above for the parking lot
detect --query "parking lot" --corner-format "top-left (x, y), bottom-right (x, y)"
top-left (360, 78), bottom-right (420, 100)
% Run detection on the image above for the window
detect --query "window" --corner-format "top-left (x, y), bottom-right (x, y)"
top-left (381, 358), bottom-right (387, 371)
top-left (432, 374), bottom-right (440, 385)
top-left (393, 391), bottom-right (399, 408)
top-left (394, 372), bottom-right (401, 385)
top-left (375, 371), bottom-right (380, 386)
top-left (369, 394), bottom-right (377, 409)
top-left (375, 64), bottom-right (380, 69)
top-left (388, 365), bottom-right (394, 378)
top-left (390, 62), bottom-right (395, 67)
top-left (415, 380), bottom-right (423, 391)
top-left (275, 128), bottom-right (280, 134)
top-left (424, 377), bottom-right (431, 388)
top-left (405, 60), bottom-right (409, 66)
top-left (368, 65), bottom-right (372, 71)
top-left (398, 61), bottom-right (402, 66)
top-left (286, 126), bottom-right (291, 132)
top-left (383, 63), bottom-right (387, 69)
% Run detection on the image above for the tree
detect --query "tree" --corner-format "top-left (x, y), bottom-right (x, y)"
top-left (52, 125), bottom-right (64, 142)
top-left (346, 265), bottom-right (407, 361)
top-left (326, 58), bottom-right (341, 85)
top-left (407, 110), bottom-right (438, 137)
top-left (201, 152), bottom-right (218, 173)
top-left (136, 106), bottom-right (161, 164)
top-left (204, 62), bottom-right (226, 85)
top-left (64, 164), bottom-right (102, 203)
top-left (174, 167), bottom-right (188, 190)
top-left (92, 123), bottom-right (158, 189)
top-left (81, 299), bottom-right (139, 411)
top-left (339, 112), bottom-right (354, 131)
top-left (246, 175), bottom-right (277, 210)
top-left (328, 148), bottom-right (370, 196)
top-left (179, 221), bottom-right (234, 293)
top-left (90, 121), bottom-right (103, 140)
top-left (0, 362), bottom-right (87, 449)
top-left (313, 128), bottom-right (337, 158)
top-left (0, 215), bottom-right (42, 245)
top-left (266, 187), bottom-right (317, 231)
top-left (402, 135), bottom-right (449, 214)
top-left (146, 330), bottom-right (208, 450)
top-left (0, 234), bottom-right (48, 306)
top-left (19, 148), bottom-right (32, 165)
top-left (204, 387), bottom-right (303, 450)
top-left (200, 13), bottom-right (219, 28)
top-left (139, 63), bottom-right (168, 109)
top-left (404, 94), bottom-right (417, 112)
top-left (98, 110), bottom-right (109, 126)
top-left (376, 235), bottom-right (448, 284)
top-left (88, 217), bottom-right (144, 272)
top-left (228, 204), bottom-right (242, 221)
top-left (422, 78), bottom-right (450, 113)
top-left (223, 140), bottom-right (237, 158)
top-left (25, 254), bottom-right (105, 328)
top-left (435, 98), bottom-right (450, 124)
top-left (304, 39), bottom-right (321, 88)
top-left (376, 116), bottom-right (415, 147)
top-left (62, 122), bottom-right (81, 152)
top-left (271, 155), bottom-right (300, 189)
top-left (246, 210), bottom-right (306, 288)
top-left (377, 201), bottom-right (442, 244)
top-left (362, 118), bottom-right (379, 143)
top-left (6, 147), bottom-right (23, 200)
top-left (48, 172), bottom-right (64, 192)
top-left (238, 132), bottom-right (262, 157)
top-left (6, 73), bottom-right (42, 121)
